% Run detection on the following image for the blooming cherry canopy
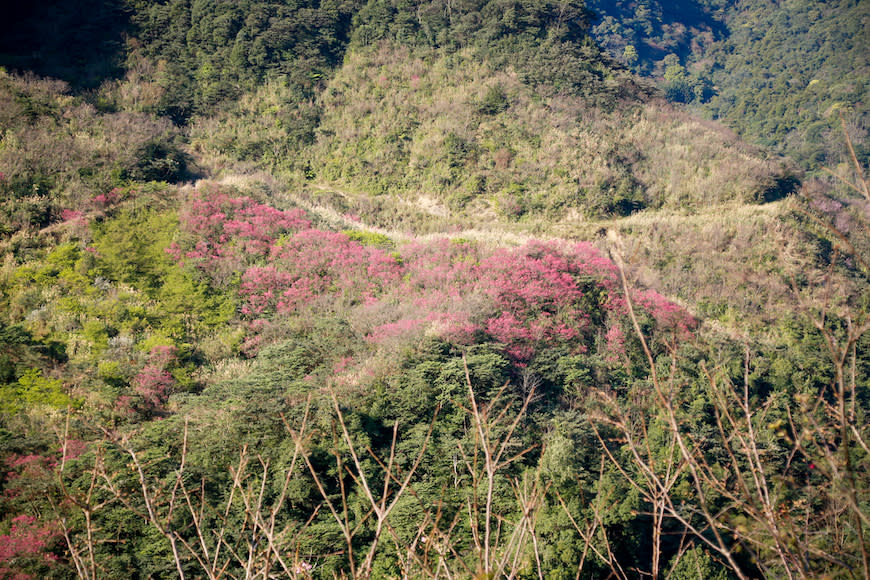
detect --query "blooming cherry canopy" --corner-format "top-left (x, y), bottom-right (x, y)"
top-left (169, 186), bottom-right (695, 361)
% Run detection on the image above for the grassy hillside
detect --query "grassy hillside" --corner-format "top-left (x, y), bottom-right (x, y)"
top-left (192, 43), bottom-right (796, 223)
top-left (0, 1), bottom-right (868, 578)
top-left (0, 71), bottom-right (188, 243)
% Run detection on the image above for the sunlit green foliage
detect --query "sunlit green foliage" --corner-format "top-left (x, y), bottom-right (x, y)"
top-left (0, 368), bottom-right (74, 414)
top-left (0, 1), bottom-right (867, 578)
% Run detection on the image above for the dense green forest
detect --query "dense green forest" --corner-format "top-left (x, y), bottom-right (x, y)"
top-left (0, 1), bottom-right (867, 579)
top-left (587, 0), bottom-right (869, 169)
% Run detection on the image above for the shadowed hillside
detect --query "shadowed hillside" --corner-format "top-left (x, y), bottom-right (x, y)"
top-left (0, 0), bottom-right (129, 89)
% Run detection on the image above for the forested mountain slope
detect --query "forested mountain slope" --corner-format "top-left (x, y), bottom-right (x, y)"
top-left (0, 1), bottom-right (867, 579)
top-left (587, 0), bottom-right (869, 169)
top-left (699, 0), bottom-right (868, 168)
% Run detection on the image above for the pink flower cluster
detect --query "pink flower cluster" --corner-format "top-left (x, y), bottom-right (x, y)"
top-left (131, 346), bottom-right (178, 412)
top-left (631, 289), bottom-right (696, 338)
top-left (177, 190), bottom-right (310, 261)
top-left (169, 187), bottom-right (695, 362)
top-left (400, 240), bottom-right (613, 360)
top-left (91, 188), bottom-right (123, 209)
top-left (60, 439), bottom-right (87, 462)
top-left (238, 230), bottom-right (403, 315)
top-left (367, 318), bottom-right (427, 343)
top-left (60, 209), bottom-right (84, 222)
top-left (604, 324), bottom-right (626, 362)
top-left (0, 515), bottom-right (59, 577)
top-left (167, 189), bottom-right (315, 289)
